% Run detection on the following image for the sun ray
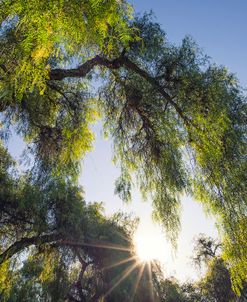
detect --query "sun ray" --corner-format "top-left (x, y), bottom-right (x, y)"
top-left (147, 261), bottom-right (155, 302)
top-left (103, 261), bottom-right (140, 298)
top-left (130, 262), bottom-right (145, 302)
top-left (82, 241), bottom-right (131, 251)
top-left (63, 240), bottom-right (131, 252)
top-left (104, 255), bottom-right (138, 270)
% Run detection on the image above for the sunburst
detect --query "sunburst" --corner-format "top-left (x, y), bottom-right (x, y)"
top-left (134, 231), bottom-right (166, 263)
top-left (76, 232), bottom-right (160, 300)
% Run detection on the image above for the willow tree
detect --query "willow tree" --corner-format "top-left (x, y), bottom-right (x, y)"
top-left (0, 0), bottom-right (246, 295)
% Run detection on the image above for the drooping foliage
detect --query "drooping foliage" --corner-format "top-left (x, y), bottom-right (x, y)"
top-left (0, 0), bottom-right (134, 177)
top-left (0, 0), bottom-right (246, 295)
top-left (101, 15), bottom-right (246, 290)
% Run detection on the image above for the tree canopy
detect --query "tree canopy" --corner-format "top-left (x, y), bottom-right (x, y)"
top-left (0, 0), bottom-right (246, 298)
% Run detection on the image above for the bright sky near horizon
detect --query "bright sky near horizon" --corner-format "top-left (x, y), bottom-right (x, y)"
top-left (6, 0), bottom-right (247, 283)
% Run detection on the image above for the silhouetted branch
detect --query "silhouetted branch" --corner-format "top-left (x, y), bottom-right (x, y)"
top-left (50, 55), bottom-right (192, 126)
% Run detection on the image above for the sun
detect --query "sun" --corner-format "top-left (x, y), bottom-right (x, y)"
top-left (134, 228), bottom-right (166, 263)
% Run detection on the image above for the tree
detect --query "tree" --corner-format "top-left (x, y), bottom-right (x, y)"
top-left (192, 235), bottom-right (236, 302)
top-left (0, 144), bottom-right (146, 301)
top-left (0, 0), bottom-right (246, 296)
top-left (152, 268), bottom-right (204, 302)
top-left (192, 234), bottom-right (221, 269)
top-left (0, 142), bottom-right (158, 301)
top-left (199, 258), bottom-right (237, 302)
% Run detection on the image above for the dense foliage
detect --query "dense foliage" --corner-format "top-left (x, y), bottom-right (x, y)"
top-left (0, 0), bottom-right (246, 299)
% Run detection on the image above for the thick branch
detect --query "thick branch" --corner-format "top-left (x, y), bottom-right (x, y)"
top-left (75, 249), bottom-right (89, 302)
top-left (0, 235), bottom-right (130, 265)
top-left (50, 55), bottom-right (191, 125)
top-left (50, 55), bottom-right (124, 81)
top-left (0, 233), bottom-right (61, 265)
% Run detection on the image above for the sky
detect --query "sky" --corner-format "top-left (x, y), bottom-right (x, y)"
top-left (6, 0), bottom-right (247, 283)
top-left (80, 0), bottom-right (247, 281)
top-left (131, 0), bottom-right (247, 87)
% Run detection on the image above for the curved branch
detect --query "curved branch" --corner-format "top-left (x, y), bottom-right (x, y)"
top-left (0, 233), bottom-right (61, 265)
top-left (123, 57), bottom-right (191, 126)
top-left (50, 55), bottom-right (124, 81)
top-left (50, 55), bottom-right (191, 126)
top-left (0, 234), bottom-right (131, 265)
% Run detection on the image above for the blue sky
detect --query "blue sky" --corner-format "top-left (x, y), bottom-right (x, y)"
top-left (6, 0), bottom-right (247, 282)
top-left (131, 0), bottom-right (247, 87)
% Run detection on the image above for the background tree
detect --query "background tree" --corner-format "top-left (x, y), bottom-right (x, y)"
top-left (192, 234), bottom-right (221, 269)
top-left (152, 235), bottom-right (246, 302)
top-left (199, 258), bottom-right (237, 302)
top-left (192, 234), bottom-right (238, 302)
